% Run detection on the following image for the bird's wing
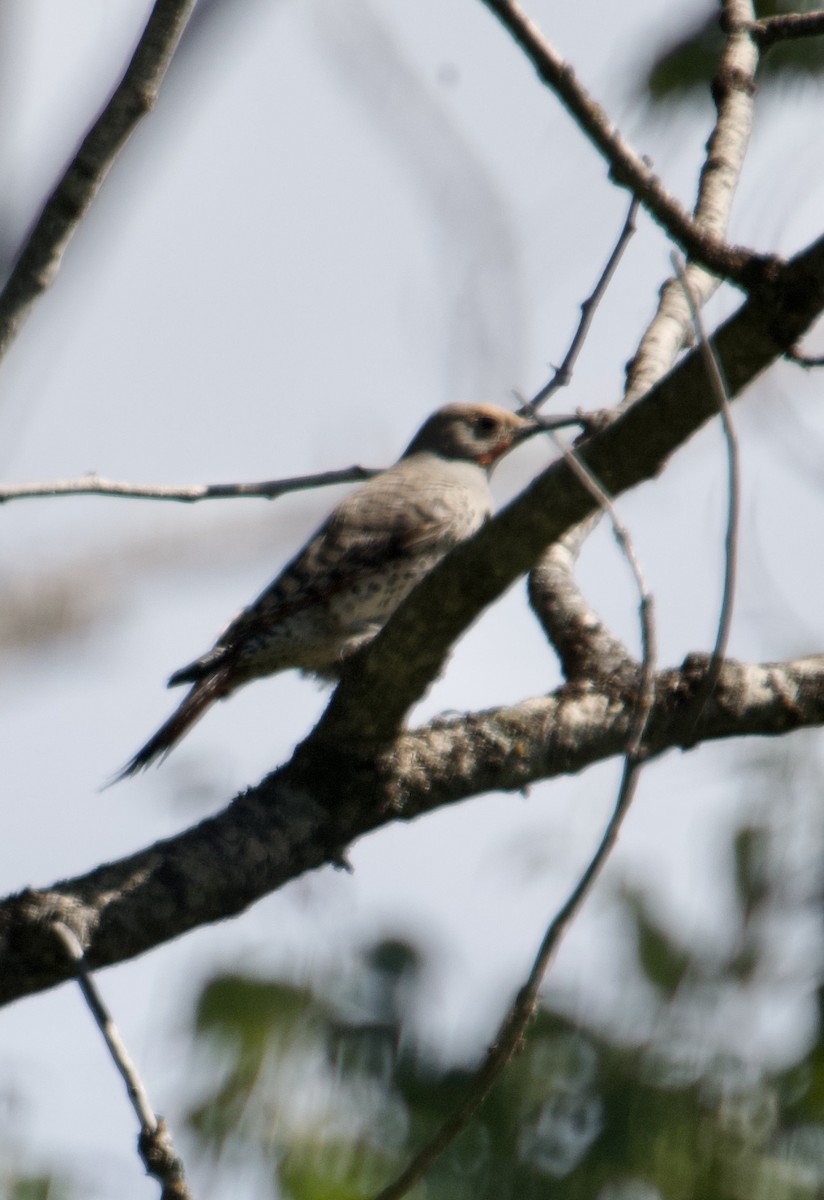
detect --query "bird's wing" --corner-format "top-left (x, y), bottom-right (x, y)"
top-left (235, 467), bottom-right (482, 622)
top-left (168, 463), bottom-right (487, 684)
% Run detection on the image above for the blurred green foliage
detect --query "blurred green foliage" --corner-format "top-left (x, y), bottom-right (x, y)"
top-left (4, 1180), bottom-right (66, 1200)
top-left (646, 2), bottom-right (824, 101)
top-left (0, 1088), bottom-right (73, 1200)
top-left (182, 823), bottom-right (824, 1199)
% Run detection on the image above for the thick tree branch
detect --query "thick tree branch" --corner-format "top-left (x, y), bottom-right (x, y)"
top-left (0, 0), bottom-right (195, 365)
top-left (2, 653), bottom-right (823, 1009)
top-left (479, 0), bottom-right (770, 291)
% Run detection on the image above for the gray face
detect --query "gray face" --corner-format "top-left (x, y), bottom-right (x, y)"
top-left (402, 404), bottom-right (538, 467)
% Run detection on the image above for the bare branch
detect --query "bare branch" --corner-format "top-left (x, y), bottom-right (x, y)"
top-left (527, 194), bottom-right (640, 409)
top-left (52, 923), bottom-right (192, 1200)
top-left (478, 0), bottom-right (771, 291)
top-left (751, 10), bottom-right (824, 48)
top-left (53, 924), bottom-right (156, 1128)
top-left (528, 530), bottom-right (633, 680)
top-left (3, 651), bottom-right (824, 1011)
top-left (625, 0), bottom-right (761, 403)
top-left (672, 254), bottom-right (740, 724)
top-left (0, 465), bottom-right (380, 506)
top-left (0, 0), bottom-right (195, 366)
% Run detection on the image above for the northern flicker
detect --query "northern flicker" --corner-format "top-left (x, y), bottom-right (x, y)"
top-left (115, 404), bottom-right (543, 779)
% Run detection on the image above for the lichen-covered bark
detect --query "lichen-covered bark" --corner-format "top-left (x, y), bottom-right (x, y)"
top-left (2, 653), bottom-right (823, 1009)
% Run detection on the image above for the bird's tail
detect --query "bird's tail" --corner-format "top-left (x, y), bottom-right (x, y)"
top-left (109, 670), bottom-right (231, 785)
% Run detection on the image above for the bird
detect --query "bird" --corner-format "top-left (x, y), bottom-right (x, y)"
top-left (114, 403), bottom-right (544, 780)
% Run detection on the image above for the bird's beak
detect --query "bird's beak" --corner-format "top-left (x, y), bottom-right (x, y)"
top-left (481, 410), bottom-right (585, 469)
top-left (511, 413), bottom-right (544, 443)
top-left (477, 413), bottom-right (545, 468)
top-left (516, 410), bottom-right (588, 440)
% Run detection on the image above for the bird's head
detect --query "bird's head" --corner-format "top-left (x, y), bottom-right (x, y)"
top-left (402, 404), bottom-right (542, 471)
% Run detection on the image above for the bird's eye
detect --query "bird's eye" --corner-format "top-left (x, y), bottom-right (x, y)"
top-left (474, 414), bottom-right (498, 435)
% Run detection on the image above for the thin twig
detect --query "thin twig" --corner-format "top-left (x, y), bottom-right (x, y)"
top-left (524, 195), bottom-right (638, 676)
top-left (0, 465), bottom-right (380, 505)
top-left (548, 435), bottom-right (657, 746)
top-left (52, 924), bottom-right (156, 1128)
top-left (0, 421), bottom-right (587, 508)
top-left (751, 10), bottom-right (824, 48)
top-left (0, 417), bottom-right (594, 506)
top-left (0, 0), bottom-right (196, 366)
top-left (528, 193), bottom-right (640, 410)
top-left (672, 253), bottom-right (740, 720)
top-left (786, 346), bottom-right (824, 369)
top-left (478, 0), bottom-right (770, 290)
top-left (374, 777), bottom-right (646, 1200)
top-left (52, 923), bottom-right (193, 1200)
top-left (372, 443), bottom-right (656, 1200)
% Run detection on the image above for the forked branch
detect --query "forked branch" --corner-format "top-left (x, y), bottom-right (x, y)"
top-left (479, 0), bottom-right (770, 291)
